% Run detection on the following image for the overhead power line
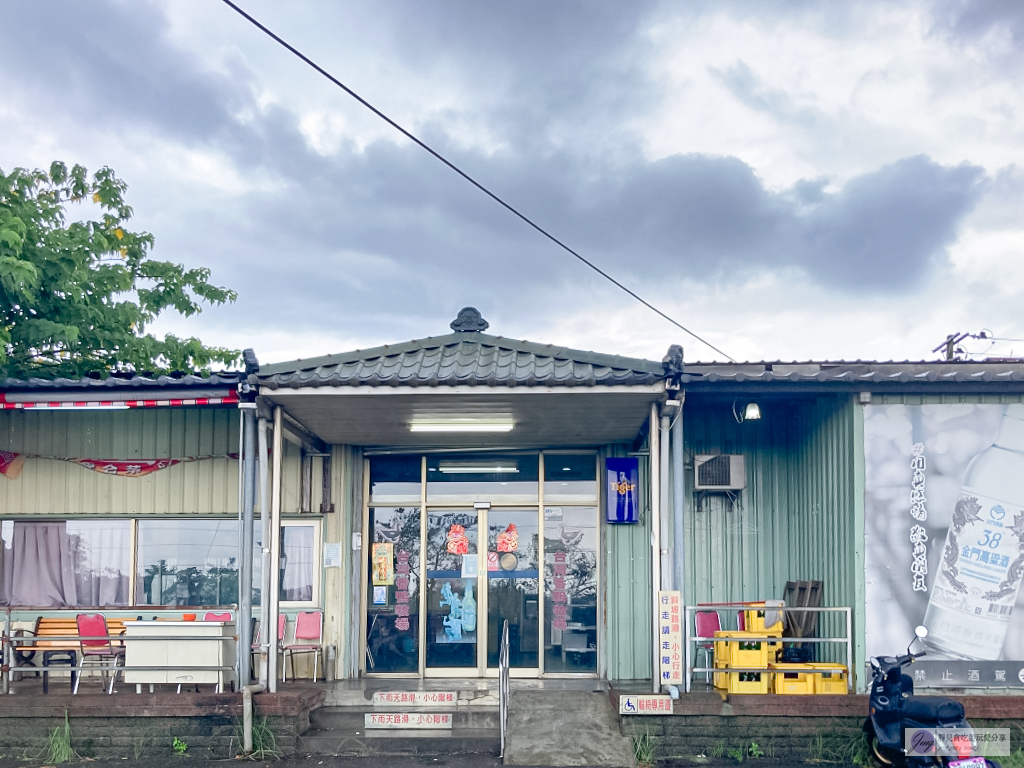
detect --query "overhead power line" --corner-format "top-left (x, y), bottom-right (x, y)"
top-left (218, 0), bottom-right (736, 362)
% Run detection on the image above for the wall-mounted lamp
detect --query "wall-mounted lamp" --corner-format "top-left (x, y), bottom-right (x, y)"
top-left (732, 400), bottom-right (762, 423)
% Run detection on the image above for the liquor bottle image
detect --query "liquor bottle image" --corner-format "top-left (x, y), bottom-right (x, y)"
top-left (923, 404), bottom-right (1024, 659)
top-left (462, 582), bottom-right (477, 633)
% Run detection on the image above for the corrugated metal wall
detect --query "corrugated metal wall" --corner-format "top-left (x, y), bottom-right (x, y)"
top-left (681, 396), bottom-right (859, 666)
top-left (0, 408), bottom-right (240, 515)
top-left (603, 442), bottom-right (653, 682)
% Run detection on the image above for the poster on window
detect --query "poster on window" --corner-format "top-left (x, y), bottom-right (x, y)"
top-left (864, 403), bottom-right (1024, 682)
top-left (372, 543), bottom-right (394, 586)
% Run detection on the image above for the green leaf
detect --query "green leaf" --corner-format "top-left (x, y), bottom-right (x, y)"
top-left (0, 161), bottom-right (240, 379)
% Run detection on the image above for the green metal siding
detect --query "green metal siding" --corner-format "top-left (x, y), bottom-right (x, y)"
top-left (0, 408), bottom-right (240, 516)
top-left (681, 396), bottom-right (859, 667)
top-left (603, 443), bottom-right (653, 682)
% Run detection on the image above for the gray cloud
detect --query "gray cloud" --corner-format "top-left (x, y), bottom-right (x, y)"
top-left (0, 0), bottom-right (995, 346)
top-left (931, 0), bottom-right (1024, 47)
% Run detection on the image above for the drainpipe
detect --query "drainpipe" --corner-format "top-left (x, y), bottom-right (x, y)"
top-left (268, 406), bottom-right (284, 692)
top-left (257, 416), bottom-right (271, 688)
top-left (239, 404), bottom-right (257, 686)
top-left (660, 412), bottom-right (672, 590)
top-left (242, 683), bottom-right (265, 753)
top-left (649, 403), bottom-right (662, 694)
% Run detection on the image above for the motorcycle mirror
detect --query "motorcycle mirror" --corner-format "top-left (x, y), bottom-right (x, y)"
top-left (915, 626), bottom-right (928, 639)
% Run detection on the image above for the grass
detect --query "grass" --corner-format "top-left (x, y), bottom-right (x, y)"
top-left (805, 727), bottom-right (872, 765)
top-left (235, 714), bottom-right (282, 761)
top-left (41, 711), bottom-right (77, 765)
top-left (632, 728), bottom-right (658, 768)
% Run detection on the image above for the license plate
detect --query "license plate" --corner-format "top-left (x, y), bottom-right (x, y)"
top-left (948, 758), bottom-right (985, 768)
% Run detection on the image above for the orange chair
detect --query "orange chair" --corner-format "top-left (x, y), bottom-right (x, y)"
top-left (283, 611), bottom-right (323, 682)
top-left (73, 613), bottom-right (125, 695)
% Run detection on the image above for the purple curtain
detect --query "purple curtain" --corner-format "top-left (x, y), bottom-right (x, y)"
top-left (0, 521), bottom-right (129, 608)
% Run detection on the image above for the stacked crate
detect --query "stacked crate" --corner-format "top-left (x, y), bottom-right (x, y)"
top-left (712, 606), bottom-right (783, 694)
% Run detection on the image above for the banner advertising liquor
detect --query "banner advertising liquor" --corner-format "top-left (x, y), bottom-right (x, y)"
top-left (865, 403), bottom-right (1024, 686)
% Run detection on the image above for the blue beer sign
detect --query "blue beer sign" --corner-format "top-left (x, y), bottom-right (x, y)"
top-left (605, 457), bottom-right (639, 524)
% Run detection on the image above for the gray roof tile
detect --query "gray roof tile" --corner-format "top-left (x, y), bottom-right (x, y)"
top-left (253, 332), bottom-right (664, 390)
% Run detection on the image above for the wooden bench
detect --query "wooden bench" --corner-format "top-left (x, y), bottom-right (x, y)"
top-left (18, 617), bottom-right (126, 693)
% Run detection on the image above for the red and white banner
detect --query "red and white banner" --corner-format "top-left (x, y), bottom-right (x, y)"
top-left (0, 452), bottom-right (236, 479)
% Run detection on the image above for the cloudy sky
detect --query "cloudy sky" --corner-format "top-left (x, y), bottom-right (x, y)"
top-left (2, 0), bottom-right (1023, 365)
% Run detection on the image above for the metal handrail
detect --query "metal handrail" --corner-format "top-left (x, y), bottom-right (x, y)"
top-left (683, 603), bottom-right (853, 694)
top-left (498, 619), bottom-right (510, 758)
top-left (2, 610), bottom-right (241, 694)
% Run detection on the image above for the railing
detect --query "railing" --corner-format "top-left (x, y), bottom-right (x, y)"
top-left (498, 619), bottom-right (510, 758)
top-left (683, 603), bottom-right (853, 694)
top-left (1, 608), bottom-right (238, 695)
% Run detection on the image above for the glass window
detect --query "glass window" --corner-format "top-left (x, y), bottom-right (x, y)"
top-left (281, 525), bottom-right (315, 602)
top-left (543, 454), bottom-right (598, 502)
top-left (0, 519), bottom-right (130, 607)
top-left (426, 454), bottom-right (539, 503)
top-left (366, 506), bottom-right (421, 673)
top-left (136, 519), bottom-right (240, 607)
top-left (486, 508), bottom-right (539, 669)
top-left (370, 456), bottom-right (421, 504)
top-left (252, 522), bottom-right (319, 606)
top-left (544, 507), bottom-right (598, 672)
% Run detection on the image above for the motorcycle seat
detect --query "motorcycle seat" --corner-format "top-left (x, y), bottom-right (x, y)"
top-left (902, 697), bottom-right (965, 724)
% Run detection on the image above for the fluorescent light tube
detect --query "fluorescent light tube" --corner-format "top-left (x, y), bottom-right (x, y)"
top-left (437, 461), bottom-right (519, 474)
top-left (409, 421), bottom-right (513, 433)
top-left (26, 403), bottom-right (131, 410)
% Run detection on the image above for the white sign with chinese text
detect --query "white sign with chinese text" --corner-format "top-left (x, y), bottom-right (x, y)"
top-left (658, 590), bottom-right (683, 686)
top-left (619, 694), bottom-right (673, 715)
top-left (372, 691), bottom-right (457, 706)
top-left (365, 712), bottom-right (453, 729)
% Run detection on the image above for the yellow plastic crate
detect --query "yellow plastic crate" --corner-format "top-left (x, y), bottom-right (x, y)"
top-left (772, 663), bottom-right (815, 695)
top-left (714, 631), bottom-right (769, 669)
top-left (728, 671), bottom-right (769, 695)
top-left (713, 658), bottom-right (728, 690)
top-left (811, 663), bottom-right (848, 694)
top-left (744, 603), bottom-right (784, 634)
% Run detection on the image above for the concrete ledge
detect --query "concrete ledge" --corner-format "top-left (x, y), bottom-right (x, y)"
top-left (611, 690), bottom-right (1024, 719)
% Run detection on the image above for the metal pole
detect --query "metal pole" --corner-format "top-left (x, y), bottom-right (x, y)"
top-left (239, 405), bottom-right (257, 686)
top-left (268, 406), bottom-right (284, 692)
top-left (672, 394), bottom-right (687, 691)
top-left (650, 402), bottom-right (662, 693)
top-left (2, 606), bottom-right (10, 695)
top-left (845, 607), bottom-right (853, 693)
top-left (257, 416), bottom-right (271, 688)
top-left (660, 413), bottom-right (671, 590)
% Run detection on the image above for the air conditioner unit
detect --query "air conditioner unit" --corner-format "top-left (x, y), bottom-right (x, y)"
top-left (694, 454), bottom-right (746, 491)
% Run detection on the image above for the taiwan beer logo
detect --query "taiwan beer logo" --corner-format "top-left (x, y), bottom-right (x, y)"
top-left (605, 457), bottom-right (639, 524)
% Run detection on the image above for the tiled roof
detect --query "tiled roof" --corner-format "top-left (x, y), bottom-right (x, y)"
top-left (678, 360), bottom-right (1024, 386)
top-left (253, 332), bottom-right (664, 390)
top-left (0, 372), bottom-right (244, 392)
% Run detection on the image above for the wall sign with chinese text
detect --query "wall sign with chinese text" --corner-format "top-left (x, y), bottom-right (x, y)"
top-left (658, 590), bottom-right (683, 686)
top-left (619, 694), bottom-right (673, 714)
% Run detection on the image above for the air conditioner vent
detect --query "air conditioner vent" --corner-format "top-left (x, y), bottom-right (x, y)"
top-left (694, 454), bottom-right (746, 491)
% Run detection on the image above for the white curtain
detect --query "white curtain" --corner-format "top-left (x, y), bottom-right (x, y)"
top-left (69, 522), bottom-right (130, 606)
top-left (281, 526), bottom-right (314, 601)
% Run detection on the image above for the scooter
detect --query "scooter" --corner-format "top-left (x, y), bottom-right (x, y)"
top-left (866, 626), bottom-right (1001, 768)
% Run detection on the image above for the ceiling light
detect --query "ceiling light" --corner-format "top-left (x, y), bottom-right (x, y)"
top-left (437, 460), bottom-right (519, 474)
top-left (409, 419), bottom-right (513, 433)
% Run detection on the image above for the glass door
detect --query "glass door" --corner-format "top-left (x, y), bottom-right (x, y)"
top-left (485, 508), bottom-right (539, 670)
top-left (425, 508), bottom-right (481, 671)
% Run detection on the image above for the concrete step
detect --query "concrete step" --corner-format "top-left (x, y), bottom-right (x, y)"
top-left (310, 705), bottom-right (499, 730)
top-left (296, 725), bottom-right (500, 756)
